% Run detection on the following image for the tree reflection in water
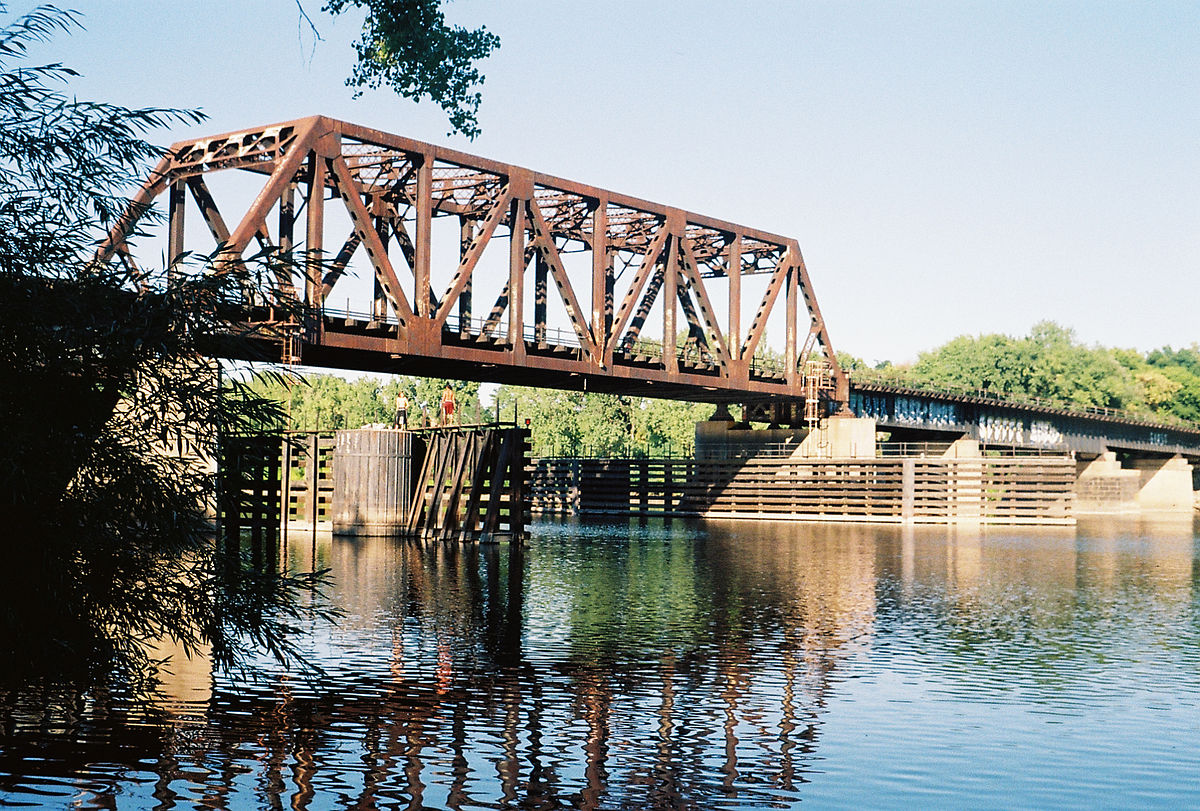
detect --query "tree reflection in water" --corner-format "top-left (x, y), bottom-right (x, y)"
top-left (1, 515), bottom-right (1198, 808)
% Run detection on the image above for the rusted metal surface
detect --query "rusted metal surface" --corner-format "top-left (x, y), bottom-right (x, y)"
top-left (99, 116), bottom-right (847, 409)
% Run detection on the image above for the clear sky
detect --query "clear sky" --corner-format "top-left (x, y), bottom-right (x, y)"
top-left (41, 0), bottom-right (1200, 364)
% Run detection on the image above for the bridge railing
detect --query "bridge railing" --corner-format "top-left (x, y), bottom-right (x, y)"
top-left (538, 440), bottom-right (1071, 461)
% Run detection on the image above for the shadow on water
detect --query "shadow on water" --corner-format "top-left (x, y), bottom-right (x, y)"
top-left (1, 514), bottom-right (1198, 808)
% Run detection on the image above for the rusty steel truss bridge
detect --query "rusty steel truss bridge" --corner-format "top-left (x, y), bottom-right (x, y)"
top-left (100, 115), bottom-right (844, 407)
top-left (99, 116), bottom-right (1200, 458)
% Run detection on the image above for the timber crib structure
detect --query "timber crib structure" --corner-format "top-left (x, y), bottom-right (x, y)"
top-left (530, 455), bottom-right (1077, 525)
top-left (405, 426), bottom-right (531, 541)
top-left (218, 426), bottom-right (531, 543)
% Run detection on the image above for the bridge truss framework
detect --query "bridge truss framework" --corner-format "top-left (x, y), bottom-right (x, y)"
top-left (99, 115), bottom-right (848, 407)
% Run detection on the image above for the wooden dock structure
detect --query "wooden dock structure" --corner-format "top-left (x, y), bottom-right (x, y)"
top-left (405, 427), bottom-right (531, 541)
top-left (530, 454), bottom-right (1076, 525)
top-left (218, 426), bottom-right (530, 544)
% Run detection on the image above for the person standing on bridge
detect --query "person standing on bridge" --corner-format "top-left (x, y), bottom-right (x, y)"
top-left (393, 390), bottom-right (409, 430)
top-left (441, 384), bottom-right (457, 427)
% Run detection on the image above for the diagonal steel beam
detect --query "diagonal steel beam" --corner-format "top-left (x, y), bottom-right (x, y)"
top-left (740, 249), bottom-right (793, 363)
top-left (186, 176), bottom-right (232, 247)
top-left (791, 244), bottom-right (848, 402)
top-left (390, 218), bottom-right (417, 271)
top-left (674, 269), bottom-right (709, 363)
top-left (678, 238), bottom-right (731, 365)
top-left (95, 154), bottom-right (172, 268)
top-left (320, 229), bottom-right (360, 298)
top-left (481, 279), bottom-right (510, 337)
top-left (621, 253), bottom-right (667, 350)
top-left (328, 155), bottom-right (414, 324)
top-left (607, 225), bottom-right (668, 354)
top-left (216, 118), bottom-right (318, 269)
top-left (526, 199), bottom-right (599, 360)
top-left (435, 188), bottom-right (512, 329)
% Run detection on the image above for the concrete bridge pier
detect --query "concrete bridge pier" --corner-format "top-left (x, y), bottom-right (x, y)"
top-left (1074, 451), bottom-right (1195, 513)
top-left (696, 409), bottom-right (876, 459)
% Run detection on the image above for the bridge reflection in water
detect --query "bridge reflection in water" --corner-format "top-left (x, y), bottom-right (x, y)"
top-left (1, 517), bottom-right (1198, 808)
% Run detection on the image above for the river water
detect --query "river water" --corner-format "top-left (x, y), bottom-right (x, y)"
top-left (2, 515), bottom-right (1199, 809)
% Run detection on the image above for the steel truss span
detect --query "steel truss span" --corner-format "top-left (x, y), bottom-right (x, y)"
top-left (98, 115), bottom-right (847, 407)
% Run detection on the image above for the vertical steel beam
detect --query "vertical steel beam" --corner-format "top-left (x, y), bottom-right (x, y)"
top-left (414, 155), bottom-right (433, 318)
top-left (591, 199), bottom-right (608, 365)
top-left (304, 154), bottom-right (325, 309)
top-left (534, 250), bottom-right (548, 344)
top-left (459, 216), bottom-right (474, 332)
top-left (664, 235), bottom-right (679, 374)
top-left (604, 252), bottom-right (615, 359)
top-left (373, 215), bottom-right (390, 319)
top-left (279, 180), bottom-right (296, 301)
top-left (785, 264), bottom-right (798, 386)
top-left (508, 197), bottom-right (526, 360)
top-left (167, 179), bottom-right (186, 275)
top-left (279, 182), bottom-right (295, 254)
top-left (728, 235), bottom-right (742, 365)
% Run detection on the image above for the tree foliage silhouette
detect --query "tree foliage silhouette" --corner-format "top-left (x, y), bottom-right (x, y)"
top-left (322, 0), bottom-right (500, 138)
top-left (0, 4), bottom-right (332, 694)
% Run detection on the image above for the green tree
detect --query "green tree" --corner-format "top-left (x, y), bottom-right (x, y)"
top-left (1148, 344), bottom-right (1200, 377)
top-left (0, 6), bottom-right (329, 693)
top-left (494, 385), bottom-right (713, 458)
top-left (251, 372), bottom-right (481, 429)
top-left (632, 397), bottom-right (712, 456)
top-left (873, 323), bottom-right (1200, 423)
top-left (321, 0), bottom-right (500, 139)
top-left (1157, 366), bottom-right (1200, 422)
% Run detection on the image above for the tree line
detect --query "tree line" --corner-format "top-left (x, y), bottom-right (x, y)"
top-left (842, 321), bottom-right (1200, 424)
top-left (249, 374), bottom-right (711, 457)
top-left (255, 320), bottom-right (1200, 459)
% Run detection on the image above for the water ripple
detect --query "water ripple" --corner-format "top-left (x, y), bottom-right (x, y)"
top-left (1, 516), bottom-right (1199, 808)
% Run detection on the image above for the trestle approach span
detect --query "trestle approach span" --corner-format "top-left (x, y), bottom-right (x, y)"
top-left (99, 115), bottom-right (847, 408)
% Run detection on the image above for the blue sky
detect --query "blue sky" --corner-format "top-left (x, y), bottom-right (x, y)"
top-left (42, 0), bottom-right (1200, 363)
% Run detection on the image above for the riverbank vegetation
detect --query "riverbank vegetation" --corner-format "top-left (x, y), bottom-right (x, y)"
top-left (843, 321), bottom-right (1200, 424)
top-left (247, 374), bottom-right (708, 457)
top-left (256, 323), bottom-right (1200, 460)
top-left (0, 6), bottom-right (333, 695)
